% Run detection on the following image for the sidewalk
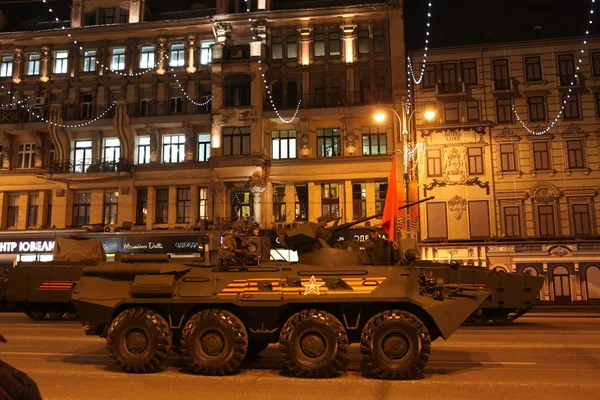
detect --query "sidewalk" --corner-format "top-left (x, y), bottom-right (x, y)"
top-left (523, 304), bottom-right (600, 317)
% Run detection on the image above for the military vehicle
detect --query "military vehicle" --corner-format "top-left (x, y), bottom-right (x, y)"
top-left (71, 200), bottom-right (498, 379)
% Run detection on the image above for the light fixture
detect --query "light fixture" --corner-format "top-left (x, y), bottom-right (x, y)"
top-left (424, 110), bottom-right (436, 120)
top-left (374, 112), bottom-right (386, 123)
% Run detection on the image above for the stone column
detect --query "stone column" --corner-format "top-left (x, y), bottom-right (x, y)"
top-left (186, 34), bottom-right (197, 74)
top-left (251, 186), bottom-right (266, 226)
top-left (298, 27), bottom-right (312, 66)
top-left (156, 38), bottom-right (167, 75)
top-left (168, 186), bottom-right (177, 228)
top-left (184, 123), bottom-right (195, 162)
top-left (146, 186), bottom-right (155, 230)
top-left (285, 183), bottom-right (295, 222)
top-left (12, 47), bottom-right (23, 84)
top-left (17, 192), bottom-right (28, 230)
top-left (0, 132), bottom-right (11, 170)
top-left (146, 125), bottom-right (159, 163)
top-left (40, 45), bottom-right (50, 83)
top-left (30, 130), bottom-right (43, 168)
top-left (190, 184), bottom-right (199, 226)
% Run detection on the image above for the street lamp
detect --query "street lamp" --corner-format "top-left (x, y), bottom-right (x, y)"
top-left (373, 106), bottom-right (436, 141)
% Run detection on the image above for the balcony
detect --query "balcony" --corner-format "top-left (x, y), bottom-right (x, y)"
top-left (493, 78), bottom-right (513, 91)
top-left (558, 74), bottom-right (579, 88)
top-left (263, 90), bottom-right (391, 111)
top-left (50, 159), bottom-right (132, 174)
top-left (0, 106), bottom-right (48, 124)
top-left (128, 101), bottom-right (211, 118)
top-left (435, 81), bottom-right (467, 97)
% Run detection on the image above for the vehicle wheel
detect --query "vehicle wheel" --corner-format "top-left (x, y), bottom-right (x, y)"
top-left (246, 341), bottom-right (270, 358)
top-left (279, 309), bottom-right (348, 378)
top-left (106, 307), bottom-right (172, 373)
top-left (469, 308), bottom-right (489, 324)
top-left (47, 304), bottom-right (65, 320)
top-left (360, 310), bottom-right (431, 380)
top-left (64, 304), bottom-right (79, 320)
top-left (24, 304), bottom-right (47, 321)
top-left (181, 309), bottom-right (248, 375)
top-left (490, 309), bottom-right (509, 325)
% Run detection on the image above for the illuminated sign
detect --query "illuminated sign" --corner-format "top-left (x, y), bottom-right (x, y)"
top-left (0, 240), bottom-right (55, 253)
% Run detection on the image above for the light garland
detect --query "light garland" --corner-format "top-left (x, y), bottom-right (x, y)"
top-left (21, 102), bottom-right (116, 128)
top-left (97, 54), bottom-right (169, 77)
top-left (172, 71), bottom-right (214, 107)
top-left (512, 0), bottom-right (596, 135)
top-left (0, 97), bottom-right (29, 108)
top-left (407, 2), bottom-right (433, 85)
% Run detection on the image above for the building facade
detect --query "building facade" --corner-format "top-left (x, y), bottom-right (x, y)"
top-left (0, 0), bottom-right (407, 265)
top-left (410, 35), bottom-right (600, 304)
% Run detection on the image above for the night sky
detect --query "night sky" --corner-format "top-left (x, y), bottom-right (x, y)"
top-left (0, 0), bottom-right (593, 50)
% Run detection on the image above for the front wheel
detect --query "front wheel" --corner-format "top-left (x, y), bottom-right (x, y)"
top-left (106, 308), bottom-right (172, 373)
top-left (360, 310), bottom-right (431, 380)
top-left (279, 309), bottom-right (348, 378)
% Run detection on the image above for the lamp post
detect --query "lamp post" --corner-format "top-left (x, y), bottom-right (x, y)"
top-left (374, 106), bottom-right (436, 239)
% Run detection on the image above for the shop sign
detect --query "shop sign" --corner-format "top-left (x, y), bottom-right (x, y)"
top-left (0, 240), bottom-right (55, 254)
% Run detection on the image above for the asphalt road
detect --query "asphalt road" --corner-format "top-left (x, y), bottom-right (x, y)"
top-left (1, 312), bottom-right (599, 400)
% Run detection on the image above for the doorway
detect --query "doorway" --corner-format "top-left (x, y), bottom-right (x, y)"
top-left (552, 266), bottom-right (571, 305)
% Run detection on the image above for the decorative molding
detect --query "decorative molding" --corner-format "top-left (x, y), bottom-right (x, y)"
top-left (448, 195), bottom-right (467, 220)
top-left (496, 127), bottom-right (516, 137)
top-left (563, 123), bottom-right (583, 135)
top-left (533, 187), bottom-right (556, 204)
top-left (209, 171), bottom-right (226, 199)
top-left (0, 132), bottom-right (10, 169)
top-left (423, 177), bottom-right (490, 197)
top-left (420, 126), bottom-right (486, 139)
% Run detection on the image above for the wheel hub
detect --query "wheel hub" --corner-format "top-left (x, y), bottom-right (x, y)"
top-left (125, 329), bottom-right (148, 354)
top-left (300, 332), bottom-right (326, 358)
top-left (382, 333), bottom-right (409, 360)
top-left (201, 330), bottom-right (225, 356)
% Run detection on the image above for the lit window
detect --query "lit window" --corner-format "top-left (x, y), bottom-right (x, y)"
top-left (53, 51), bottom-right (68, 74)
top-left (198, 133), bottom-right (211, 162)
top-left (0, 56), bottom-right (12, 77)
top-left (200, 41), bottom-right (214, 65)
top-left (170, 43), bottom-right (185, 67)
top-left (139, 46), bottom-right (155, 69)
top-left (111, 48), bottom-right (126, 71)
top-left (162, 135), bottom-right (185, 163)
top-left (83, 50), bottom-right (96, 72)
top-left (27, 54), bottom-right (40, 76)
top-left (137, 136), bottom-right (151, 164)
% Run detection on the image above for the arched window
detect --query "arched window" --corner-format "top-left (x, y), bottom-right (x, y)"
top-left (586, 266), bottom-right (600, 300)
top-left (553, 265), bottom-right (571, 304)
top-left (223, 74), bottom-right (251, 107)
top-left (493, 266), bottom-right (508, 273)
top-left (522, 266), bottom-right (539, 276)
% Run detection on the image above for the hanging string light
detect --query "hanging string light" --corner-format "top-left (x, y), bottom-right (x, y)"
top-left (20, 102), bottom-right (117, 128)
top-left (171, 71), bottom-right (214, 107)
top-left (0, 97), bottom-right (30, 108)
top-left (513, 0), bottom-right (596, 135)
top-left (407, 2), bottom-right (433, 85)
top-left (97, 54), bottom-right (169, 77)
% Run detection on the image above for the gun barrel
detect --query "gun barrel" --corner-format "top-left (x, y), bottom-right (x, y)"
top-left (398, 196), bottom-right (435, 210)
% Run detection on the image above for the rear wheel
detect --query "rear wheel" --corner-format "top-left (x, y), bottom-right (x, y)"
top-left (47, 304), bottom-right (65, 320)
top-left (106, 307), bottom-right (172, 373)
top-left (490, 309), bottom-right (510, 325)
top-left (360, 310), bottom-right (431, 380)
top-left (24, 304), bottom-right (47, 321)
top-left (279, 309), bottom-right (348, 378)
top-left (181, 309), bottom-right (248, 375)
top-left (469, 308), bottom-right (489, 324)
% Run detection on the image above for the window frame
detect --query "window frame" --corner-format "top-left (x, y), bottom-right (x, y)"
top-left (198, 133), bottom-right (211, 162)
top-left (170, 43), bottom-right (185, 67)
top-left (72, 192), bottom-right (91, 226)
top-left (467, 147), bottom-right (484, 175)
top-left (524, 56), bottom-right (543, 81)
top-left (103, 191), bottom-right (119, 225)
top-left (537, 204), bottom-right (556, 237)
top-left (83, 50), bottom-right (96, 72)
top-left (527, 95), bottom-right (547, 122)
top-left (562, 94), bottom-right (580, 120)
top-left (317, 128), bottom-right (342, 157)
top-left (351, 182), bottom-right (367, 219)
top-left (273, 185), bottom-right (286, 222)
top-left (566, 139), bottom-right (585, 169)
top-left (532, 141), bottom-right (551, 170)
top-left (27, 193), bottom-right (39, 227)
top-left (110, 47), bottom-right (126, 71)
top-left (139, 45), bottom-right (155, 69)
top-left (154, 188), bottom-right (169, 224)
top-left (321, 182), bottom-right (340, 219)
top-left (0, 55), bottom-right (13, 78)
top-left (503, 205), bottom-right (521, 238)
top-left (499, 143), bottom-right (517, 172)
top-left (176, 187), bottom-right (191, 224)
top-left (136, 188), bottom-right (148, 224)
top-left (571, 203), bottom-right (592, 236)
top-left (162, 134), bottom-right (185, 163)
top-left (222, 126), bottom-right (251, 156)
top-left (361, 126), bottom-right (387, 156)
top-left (53, 51), bottom-right (69, 74)
top-left (17, 143), bottom-right (36, 169)
top-left (272, 130), bottom-right (297, 159)
top-left (27, 54), bottom-right (40, 76)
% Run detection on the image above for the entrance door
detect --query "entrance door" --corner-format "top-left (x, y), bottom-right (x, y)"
top-left (553, 266), bottom-right (571, 305)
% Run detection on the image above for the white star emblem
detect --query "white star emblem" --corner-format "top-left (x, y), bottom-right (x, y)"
top-left (301, 275), bottom-right (325, 295)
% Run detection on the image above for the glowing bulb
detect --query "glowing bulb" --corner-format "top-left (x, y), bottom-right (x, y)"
top-left (374, 112), bottom-right (386, 123)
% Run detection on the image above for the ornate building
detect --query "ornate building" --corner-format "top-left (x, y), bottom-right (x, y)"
top-left (0, 0), bottom-right (407, 265)
top-left (410, 35), bottom-right (600, 304)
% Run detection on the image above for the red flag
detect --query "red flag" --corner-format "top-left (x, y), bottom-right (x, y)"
top-left (381, 154), bottom-right (398, 242)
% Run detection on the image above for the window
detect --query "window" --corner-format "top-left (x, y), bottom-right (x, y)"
top-left (422, 64), bottom-right (436, 89)
top-left (496, 98), bottom-right (513, 123)
top-left (272, 130), bottom-right (297, 159)
top-left (0, 55), bottom-right (13, 77)
top-left (169, 87), bottom-right (183, 114)
top-left (572, 203), bottom-right (591, 236)
top-left (329, 32), bottom-right (340, 56)
top-left (286, 34), bottom-right (297, 59)
top-left (273, 185), bottom-right (286, 221)
top-left (295, 184), bottom-right (308, 221)
top-left (375, 181), bottom-right (388, 214)
top-left (499, 144), bottom-right (516, 172)
top-left (287, 81), bottom-right (298, 108)
top-left (200, 41), bottom-right (214, 65)
top-left (17, 143), bottom-right (36, 169)
top-left (358, 29), bottom-right (369, 54)
top-left (317, 128), bottom-right (341, 157)
top-left (533, 141), bottom-right (550, 170)
top-left (136, 189), bottom-right (147, 224)
top-left (504, 206), bottom-right (521, 237)
top-left (592, 51), bottom-right (600, 77)
top-left (426, 202), bottom-right (447, 239)
top-left (223, 74), bottom-right (251, 107)
top-left (155, 188), bottom-right (169, 224)
top-left (162, 135), bottom-right (185, 163)
top-left (81, 93), bottom-right (93, 119)
top-left (27, 193), bottom-right (39, 227)
top-left (176, 188), bottom-right (191, 224)
top-left (352, 182), bottom-right (366, 219)
top-left (137, 136), bottom-right (150, 164)
top-left (467, 147), bottom-right (484, 175)
top-left (6, 195), bottom-right (19, 227)
top-left (46, 192), bottom-right (52, 227)
top-left (314, 33), bottom-right (325, 57)
top-left (72, 192), bottom-right (91, 226)
top-left (271, 34), bottom-right (283, 60)
top-left (537, 205), bottom-right (555, 236)
top-left (524, 56), bottom-right (542, 81)
top-left (527, 96), bottom-right (546, 121)
top-left (170, 43), bottom-right (185, 67)
top-left (492, 59), bottom-right (510, 90)
top-left (100, 8), bottom-right (116, 24)
top-left (232, 192), bottom-right (251, 220)
top-left (468, 201), bottom-right (490, 238)
top-left (362, 126), bottom-right (387, 155)
top-left (566, 140), bottom-right (585, 169)
top-left (558, 54), bottom-right (576, 85)
top-left (120, 8), bottom-right (129, 23)
top-left (27, 54), bottom-right (40, 75)
top-left (199, 188), bottom-right (208, 220)
top-left (222, 126), bottom-right (251, 156)
top-left (140, 87), bottom-right (153, 116)
top-left (462, 61), bottom-right (477, 85)
top-left (73, 140), bottom-right (92, 172)
top-left (139, 46), bottom-right (155, 69)
top-left (103, 191), bottom-right (118, 225)
top-left (198, 133), bottom-right (211, 162)
top-left (111, 48), bottom-right (126, 71)
top-left (562, 94), bottom-right (580, 120)
top-left (443, 101), bottom-right (459, 123)
top-left (321, 183), bottom-right (339, 219)
top-left (53, 51), bottom-right (68, 74)
top-left (440, 62), bottom-right (459, 93)
top-left (466, 100), bottom-right (480, 121)
top-left (373, 29), bottom-right (385, 53)
top-left (427, 149), bottom-right (442, 177)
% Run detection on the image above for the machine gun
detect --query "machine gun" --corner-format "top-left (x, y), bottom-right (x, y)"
top-left (279, 196), bottom-right (435, 256)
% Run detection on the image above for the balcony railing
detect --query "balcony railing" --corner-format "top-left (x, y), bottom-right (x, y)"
top-left (493, 78), bottom-right (512, 91)
top-left (558, 74), bottom-right (577, 86)
top-left (49, 158), bottom-right (132, 174)
top-left (127, 101), bottom-right (211, 117)
top-left (264, 90), bottom-right (391, 111)
top-left (436, 81), bottom-right (465, 94)
top-left (0, 106), bottom-right (48, 124)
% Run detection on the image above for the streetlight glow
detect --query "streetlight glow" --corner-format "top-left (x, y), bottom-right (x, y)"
top-left (424, 110), bottom-right (436, 120)
top-left (374, 112), bottom-right (386, 123)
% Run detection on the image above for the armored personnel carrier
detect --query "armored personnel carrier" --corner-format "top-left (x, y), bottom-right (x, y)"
top-left (72, 201), bottom-right (496, 379)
